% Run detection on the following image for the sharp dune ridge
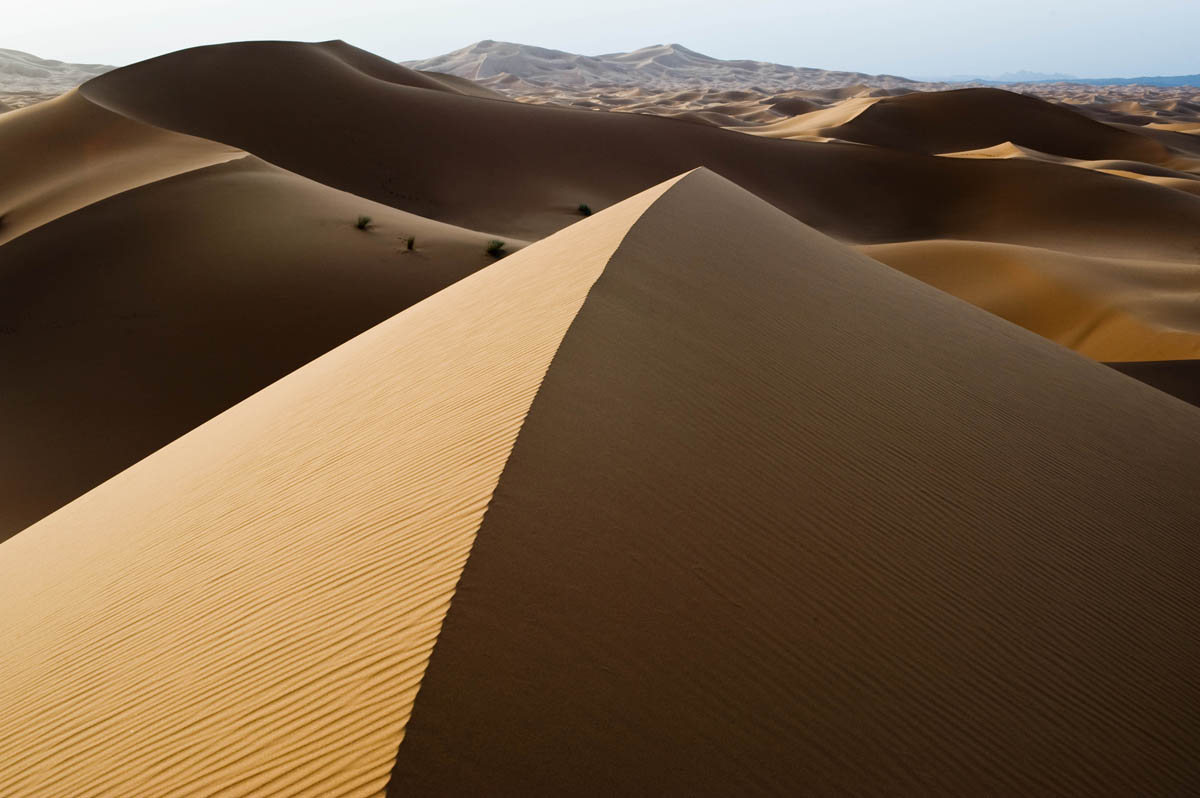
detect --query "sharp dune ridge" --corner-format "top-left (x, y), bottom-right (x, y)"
top-left (0, 89), bottom-right (242, 246)
top-left (2, 35), bottom-right (1200, 796)
top-left (0, 174), bottom-right (681, 796)
top-left (0, 155), bottom-right (526, 540)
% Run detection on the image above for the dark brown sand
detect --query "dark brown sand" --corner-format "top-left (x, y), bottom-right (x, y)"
top-left (388, 170), bottom-right (1200, 796)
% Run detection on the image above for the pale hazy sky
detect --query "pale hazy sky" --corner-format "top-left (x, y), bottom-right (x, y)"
top-left (8, 0), bottom-right (1199, 78)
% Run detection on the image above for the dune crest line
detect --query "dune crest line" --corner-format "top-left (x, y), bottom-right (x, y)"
top-left (0, 175), bottom-right (681, 796)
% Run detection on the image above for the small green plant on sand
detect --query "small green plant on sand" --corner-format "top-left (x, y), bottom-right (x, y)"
top-left (578, 203), bottom-right (592, 217)
top-left (486, 239), bottom-right (507, 258)
top-left (355, 215), bottom-right (373, 230)
top-left (405, 235), bottom-right (415, 251)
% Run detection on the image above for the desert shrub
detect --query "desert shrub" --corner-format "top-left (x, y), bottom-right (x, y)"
top-left (355, 215), bottom-right (372, 230)
top-left (578, 203), bottom-right (592, 216)
top-left (486, 239), bottom-right (506, 258)
top-left (405, 236), bottom-right (415, 250)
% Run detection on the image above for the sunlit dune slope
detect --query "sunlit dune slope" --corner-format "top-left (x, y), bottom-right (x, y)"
top-left (0, 156), bottom-right (524, 541)
top-left (0, 174), bottom-right (681, 797)
top-left (860, 239), bottom-right (1200, 360)
top-left (0, 89), bottom-right (240, 244)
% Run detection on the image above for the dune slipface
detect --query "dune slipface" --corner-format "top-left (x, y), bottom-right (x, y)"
top-left (0, 175), bottom-right (680, 796)
top-left (387, 170), bottom-right (1200, 796)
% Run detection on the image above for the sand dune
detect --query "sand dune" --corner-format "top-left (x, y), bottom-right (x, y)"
top-left (78, 40), bottom-right (1200, 260)
top-left (0, 156), bottom-right (523, 540)
top-left (385, 169), bottom-right (1200, 795)
top-left (0, 173), bottom-right (679, 796)
top-left (860, 239), bottom-right (1200, 361)
top-left (0, 38), bottom-right (1194, 538)
top-left (753, 88), bottom-right (1169, 162)
top-left (3, 37), bottom-right (1200, 795)
top-left (4, 168), bottom-right (1199, 796)
top-left (0, 89), bottom-right (241, 245)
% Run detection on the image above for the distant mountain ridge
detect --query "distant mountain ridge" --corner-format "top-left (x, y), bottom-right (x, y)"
top-left (925, 70), bottom-right (1200, 88)
top-left (1060, 74), bottom-right (1200, 87)
top-left (403, 40), bottom-right (927, 91)
top-left (0, 49), bottom-right (113, 94)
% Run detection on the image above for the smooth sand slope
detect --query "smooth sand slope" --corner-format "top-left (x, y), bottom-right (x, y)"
top-left (389, 169), bottom-right (1200, 796)
top-left (77, 40), bottom-right (1200, 259)
top-left (782, 88), bottom-right (1169, 162)
top-left (0, 156), bottom-right (523, 541)
top-left (860, 239), bottom-right (1200, 361)
top-left (0, 89), bottom-right (240, 244)
top-left (0, 175), bottom-right (680, 797)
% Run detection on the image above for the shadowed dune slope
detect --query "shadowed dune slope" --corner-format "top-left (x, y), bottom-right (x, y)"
top-left (0, 89), bottom-right (240, 244)
top-left (1107, 360), bottom-right (1200, 407)
top-left (815, 88), bottom-right (1169, 162)
top-left (388, 170), bottom-right (1200, 797)
top-left (859, 239), bottom-right (1200, 360)
top-left (0, 156), bottom-right (525, 541)
top-left (79, 41), bottom-right (1200, 258)
top-left (0, 176), bottom-right (681, 796)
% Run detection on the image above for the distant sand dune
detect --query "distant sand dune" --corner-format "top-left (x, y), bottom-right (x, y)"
top-left (0, 90), bottom-right (240, 244)
top-left (807, 88), bottom-right (1170, 161)
top-left (78, 41), bottom-right (1200, 260)
top-left (0, 156), bottom-right (525, 540)
top-left (860, 239), bottom-right (1200, 361)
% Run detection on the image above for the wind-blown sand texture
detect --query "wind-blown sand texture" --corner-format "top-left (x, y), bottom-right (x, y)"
top-left (3, 38), bottom-right (1200, 796)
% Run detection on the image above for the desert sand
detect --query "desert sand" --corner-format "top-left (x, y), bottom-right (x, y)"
top-left (2, 36), bottom-right (1200, 796)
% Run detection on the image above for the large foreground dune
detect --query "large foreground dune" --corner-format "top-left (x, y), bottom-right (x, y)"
top-left (4, 170), bottom-right (1200, 796)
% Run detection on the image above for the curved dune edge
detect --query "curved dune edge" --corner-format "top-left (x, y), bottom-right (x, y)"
top-left (74, 40), bottom-right (1200, 261)
top-left (387, 169), bottom-right (1200, 796)
top-left (0, 174), bottom-right (682, 797)
top-left (0, 155), bottom-right (530, 543)
top-left (859, 239), bottom-right (1200, 360)
top-left (0, 90), bottom-right (242, 245)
